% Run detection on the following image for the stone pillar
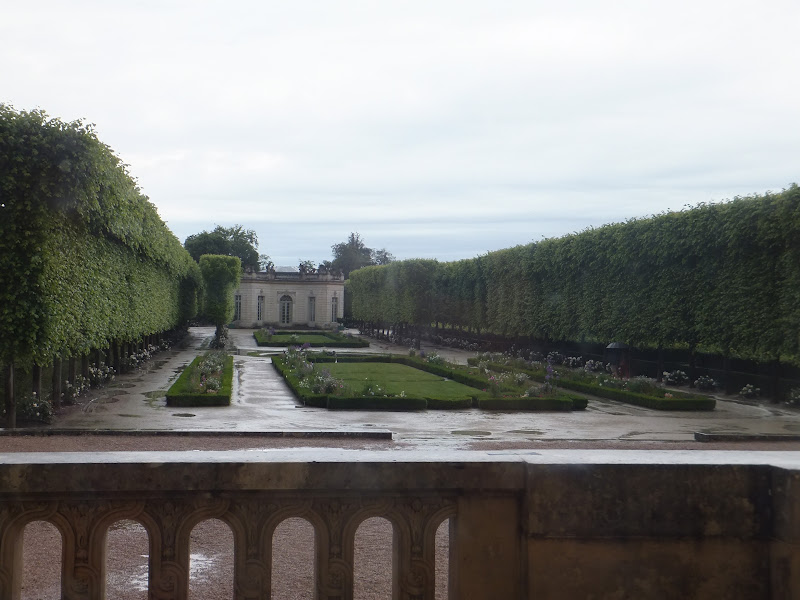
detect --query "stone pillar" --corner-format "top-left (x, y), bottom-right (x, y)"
top-left (60, 503), bottom-right (106, 600)
top-left (450, 495), bottom-right (522, 599)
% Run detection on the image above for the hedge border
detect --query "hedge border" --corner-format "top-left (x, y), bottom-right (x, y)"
top-left (273, 354), bottom-right (588, 411)
top-left (472, 360), bottom-right (715, 411)
top-left (166, 353), bottom-right (233, 407)
top-left (254, 330), bottom-right (369, 348)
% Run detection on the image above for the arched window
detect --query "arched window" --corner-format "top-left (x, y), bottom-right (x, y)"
top-left (279, 295), bottom-right (293, 325)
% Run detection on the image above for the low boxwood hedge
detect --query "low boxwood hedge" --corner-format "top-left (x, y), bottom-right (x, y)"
top-left (478, 361), bottom-right (715, 411)
top-left (166, 354), bottom-right (233, 407)
top-left (254, 330), bottom-right (369, 348)
top-left (478, 393), bottom-right (578, 411)
top-left (327, 396), bottom-right (427, 410)
top-left (273, 354), bottom-right (588, 411)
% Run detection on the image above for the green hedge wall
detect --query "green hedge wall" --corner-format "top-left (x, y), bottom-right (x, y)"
top-left (0, 106), bottom-right (201, 366)
top-left (348, 186), bottom-right (800, 363)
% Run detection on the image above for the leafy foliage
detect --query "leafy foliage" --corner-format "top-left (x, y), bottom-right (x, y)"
top-left (348, 187), bottom-right (800, 363)
top-left (199, 254), bottom-right (241, 332)
top-left (0, 105), bottom-right (201, 365)
top-left (331, 232), bottom-right (394, 277)
top-left (184, 224), bottom-right (266, 271)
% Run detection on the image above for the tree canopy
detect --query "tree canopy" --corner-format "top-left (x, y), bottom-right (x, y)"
top-left (331, 232), bottom-right (394, 278)
top-left (185, 225), bottom-right (267, 271)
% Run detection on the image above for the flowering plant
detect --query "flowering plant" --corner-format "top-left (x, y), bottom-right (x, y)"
top-left (739, 384), bottom-right (760, 399)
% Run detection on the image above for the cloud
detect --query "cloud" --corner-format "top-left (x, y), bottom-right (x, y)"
top-left (2, 0), bottom-right (800, 265)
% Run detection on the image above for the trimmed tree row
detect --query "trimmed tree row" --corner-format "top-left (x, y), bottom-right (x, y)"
top-left (0, 106), bottom-right (202, 427)
top-left (347, 186), bottom-right (800, 367)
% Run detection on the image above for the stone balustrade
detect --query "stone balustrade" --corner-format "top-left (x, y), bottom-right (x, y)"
top-left (0, 450), bottom-right (798, 599)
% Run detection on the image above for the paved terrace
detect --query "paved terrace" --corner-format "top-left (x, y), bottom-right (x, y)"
top-left (3, 326), bottom-right (799, 449)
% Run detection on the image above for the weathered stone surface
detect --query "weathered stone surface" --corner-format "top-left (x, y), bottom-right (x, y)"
top-left (528, 539), bottom-right (771, 599)
top-left (525, 463), bottom-right (772, 539)
top-left (0, 451), bottom-right (798, 599)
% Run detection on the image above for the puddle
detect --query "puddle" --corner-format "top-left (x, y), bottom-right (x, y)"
top-left (452, 430), bottom-right (491, 436)
top-left (117, 413), bottom-right (141, 418)
top-left (172, 413), bottom-right (196, 417)
top-left (144, 390), bottom-right (168, 399)
top-left (509, 429), bottom-right (542, 435)
top-left (109, 382), bottom-right (136, 389)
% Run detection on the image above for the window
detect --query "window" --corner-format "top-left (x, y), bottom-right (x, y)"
top-left (234, 294), bottom-right (242, 321)
top-left (308, 297), bottom-right (316, 322)
top-left (257, 295), bottom-right (264, 321)
top-left (331, 296), bottom-right (338, 323)
top-left (279, 295), bottom-right (293, 325)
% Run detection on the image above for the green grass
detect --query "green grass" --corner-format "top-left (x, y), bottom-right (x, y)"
top-left (323, 362), bottom-right (485, 401)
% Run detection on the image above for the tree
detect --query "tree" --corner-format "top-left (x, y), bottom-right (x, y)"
top-left (185, 225), bottom-right (264, 271)
top-left (199, 254), bottom-right (241, 343)
top-left (331, 232), bottom-right (394, 278)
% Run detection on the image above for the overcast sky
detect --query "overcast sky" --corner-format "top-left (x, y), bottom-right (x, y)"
top-left (3, 1), bottom-right (799, 266)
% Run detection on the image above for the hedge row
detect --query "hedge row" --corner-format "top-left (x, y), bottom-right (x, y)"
top-left (165, 354), bottom-right (233, 407)
top-left (478, 393), bottom-right (585, 411)
top-left (0, 106), bottom-right (202, 367)
top-left (347, 187), bottom-right (800, 363)
top-left (253, 330), bottom-right (369, 348)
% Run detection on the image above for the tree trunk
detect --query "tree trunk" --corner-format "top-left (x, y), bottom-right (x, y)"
top-left (4, 362), bottom-right (15, 429)
top-left (32, 364), bottom-right (42, 401)
top-left (656, 346), bottom-right (664, 383)
top-left (52, 357), bottom-right (62, 410)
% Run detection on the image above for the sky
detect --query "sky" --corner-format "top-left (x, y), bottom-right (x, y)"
top-left (2, 1), bottom-right (799, 266)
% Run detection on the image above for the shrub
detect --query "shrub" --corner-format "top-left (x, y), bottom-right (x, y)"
top-left (739, 383), bottom-right (760, 399)
top-left (63, 375), bottom-right (90, 404)
top-left (694, 375), bottom-right (718, 391)
top-left (625, 376), bottom-right (661, 395)
top-left (2, 392), bottom-right (53, 424)
top-left (787, 387), bottom-right (800, 407)
top-left (663, 370), bottom-right (689, 386)
top-left (88, 362), bottom-right (115, 387)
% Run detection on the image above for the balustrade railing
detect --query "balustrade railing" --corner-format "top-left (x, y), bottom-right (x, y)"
top-left (0, 450), bottom-right (798, 599)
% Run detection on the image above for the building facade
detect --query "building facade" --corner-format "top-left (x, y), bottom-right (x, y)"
top-left (232, 269), bottom-right (344, 328)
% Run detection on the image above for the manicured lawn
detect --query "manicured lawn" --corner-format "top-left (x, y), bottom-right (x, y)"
top-left (323, 362), bottom-right (486, 401)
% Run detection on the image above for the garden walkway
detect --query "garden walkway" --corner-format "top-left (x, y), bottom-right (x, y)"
top-left (4, 326), bottom-right (799, 449)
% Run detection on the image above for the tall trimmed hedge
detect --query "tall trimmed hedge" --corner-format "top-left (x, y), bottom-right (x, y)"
top-left (348, 186), bottom-right (800, 362)
top-left (199, 254), bottom-right (241, 335)
top-left (0, 105), bottom-right (202, 367)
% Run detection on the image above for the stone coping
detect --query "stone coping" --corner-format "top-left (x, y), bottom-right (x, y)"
top-left (1, 449), bottom-right (799, 467)
top-left (0, 428), bottom-right (393, 439)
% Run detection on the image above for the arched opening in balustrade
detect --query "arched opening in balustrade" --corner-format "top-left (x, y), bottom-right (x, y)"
top-left (271, 517), bottom-right (316, 599)
top-left (105, 519), bottom-right (149, 599)
top-left (353, 516), bottom-right (394, 599)
top-left (189, 518), bottom-right (234, 599)
top-left (21, 520), bottom-right (62, 600)
top-left (435, 517), bottom-right (452, 600)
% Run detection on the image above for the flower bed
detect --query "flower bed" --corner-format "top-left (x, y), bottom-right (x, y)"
top-left (273, 349), bottom-right (588, 411)
top-left (166, 351), bottom-right (233, 407)
top-left (253, 329), bottom-right (369, 348)
top-left (468, 357), bottom-right (715, 411)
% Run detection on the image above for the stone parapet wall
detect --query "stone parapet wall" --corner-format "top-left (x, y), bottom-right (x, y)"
top-left (0, 451), bottom-right (797, 599)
